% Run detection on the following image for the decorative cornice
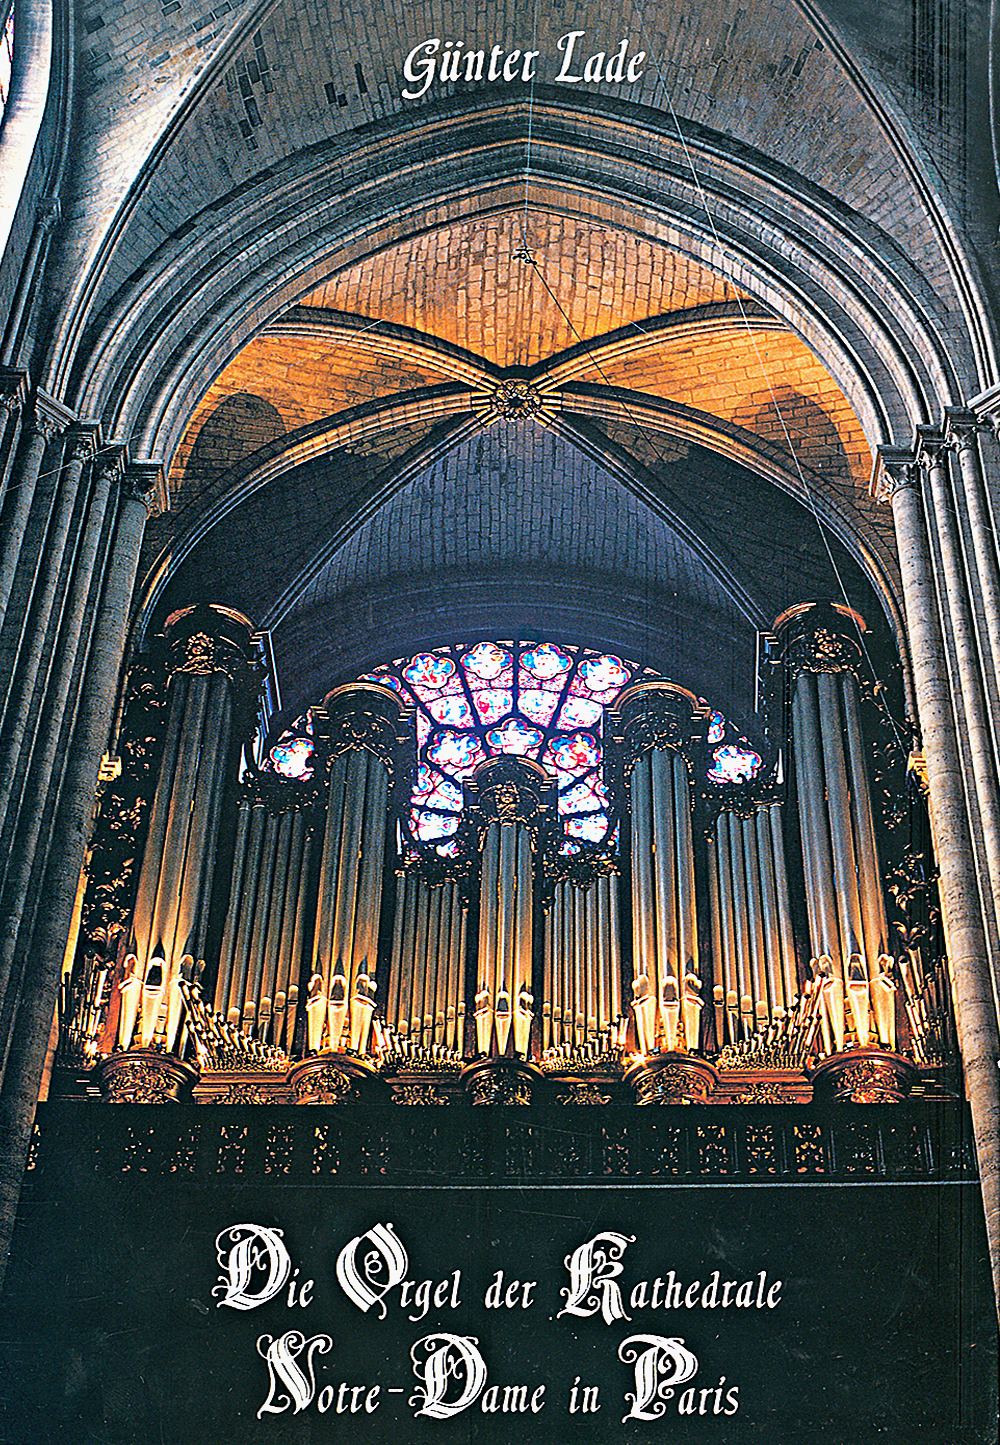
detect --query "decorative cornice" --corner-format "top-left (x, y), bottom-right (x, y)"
top-left (466, 754), bottom-right (557, 833)
top-left (163, 604), bottom-right (262, 704)
top-left (32, 388), bottom-right (78, 438)
top-left (769, 602), bottom-right (866, 678)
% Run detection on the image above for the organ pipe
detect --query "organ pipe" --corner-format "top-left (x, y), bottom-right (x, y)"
top-left (386, 869), bottom-right (465, 1054)
top-left (777, 605), bottom-right (898, 1054)
top-left (542, 874), bottom-right (620, 1053)
top-left (118, 606), bottom-right (257, 1053)
top-left (310, 746), bottom-right (389, 1054)
top-left (710, 803), bottom-right (797, 1045)
top-left (628, 748), bottom-right (701, 1053)
top-left (215, 792), bottom-right (316, 1048)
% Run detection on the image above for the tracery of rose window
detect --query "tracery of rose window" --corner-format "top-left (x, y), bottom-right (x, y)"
top-left (262, 640), bottom-right (762, 857)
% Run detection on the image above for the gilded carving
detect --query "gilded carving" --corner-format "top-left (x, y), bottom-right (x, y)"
top-left (557, 1083), bottom-right (611, 1106)
top-left (838, 1058), bottom-right (906, 1104)
top-left (492, 378), bottom-right (545, 419)
top-left (732, 1082), bottom-right (791, 1105)
top-left (101, 1059), bottom-right (182, 1104)
top-left (294, 1065), bottom-right (354, 1103)
top-left (467, 1071), bottom-right (533, 1106)
top-left (177, 631), bottom-right (216, 674)
top-left (391, 1083), bottom-right (450, 1106)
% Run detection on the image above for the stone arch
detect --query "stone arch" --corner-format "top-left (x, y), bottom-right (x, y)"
top-left (59, 98), bottom-right (966, 463)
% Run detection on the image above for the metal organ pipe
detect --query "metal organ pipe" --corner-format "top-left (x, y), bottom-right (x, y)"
top-left (710, 802), bottom-right (797, 1043)
top-left (543, 874), bottom-right (620, 1052)
top-left (768, 803), bottom-right (799, 1009)
top-left (816, 671), bottom-right (866, 963)
top-left (793, 674), bottom-right (842, 969)
top-left (310, 746), bottom-right (389, 1053)
top-left (628, 748), bottom-right (700, 1053)
top-left (780, 606), bottom-right (898, 1056)
top-left (840, 675), bottom-right (889, 968)
top-left (386, 871), bottom-right (465, 1054)
top-left (122, 608), bottom-right (257, 1053)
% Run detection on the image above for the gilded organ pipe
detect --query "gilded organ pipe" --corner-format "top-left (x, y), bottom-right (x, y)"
top-left (116, 606), bottom-right (258, 1053)
top-left (709, 804), bottom-right (797, 1047)
top-left (773, 604), bottom-right (900, 1058)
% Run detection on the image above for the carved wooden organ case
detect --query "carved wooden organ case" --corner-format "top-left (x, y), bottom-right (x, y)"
top-left (55, 602), bottom-right (957, 1107)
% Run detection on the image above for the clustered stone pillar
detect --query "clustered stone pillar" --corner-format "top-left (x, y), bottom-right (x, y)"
top-left (0, 453), bottom-right (164, 1276)
top-left (874, 445), bottom-right (1000, 1303)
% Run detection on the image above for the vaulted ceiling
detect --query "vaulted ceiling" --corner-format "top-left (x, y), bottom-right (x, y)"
top-left (85, 0), bottom-right (987, 728)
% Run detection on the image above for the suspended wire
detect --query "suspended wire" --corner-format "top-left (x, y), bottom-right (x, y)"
top-left (623, 0), bottom-right (909, 749)
top-left (509, 1), bottom-right (907, 749)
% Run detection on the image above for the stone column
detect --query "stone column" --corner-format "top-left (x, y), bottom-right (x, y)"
top-left (0, 425), bottom-right (100, 844)
top-left (874, 448), bottom-right (1000, 1301)
top-left (0, 368), bottom-right (29, 504)
top-left (0, 464), bottom-right (162, 1285)
top-left (0, 392), bottom-right (71, 639)
top-left (945, 409), bottom-right (1000, 699)
top-left (917, 427), bottom-right (1000, 923)
top-left (0, 440), bottom-right (115, 1054)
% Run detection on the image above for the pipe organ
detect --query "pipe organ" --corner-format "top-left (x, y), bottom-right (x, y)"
top-left (708, 802), bottom-right (798, 1049)
top-left (57, 603), bottom-right (958, 1106)
top-left (542, 873), bottom-right (621, 1055)
top-left (387, 871), bottom-right (466, 1055)
top-left (214, 788), bottom-right (313, 1055)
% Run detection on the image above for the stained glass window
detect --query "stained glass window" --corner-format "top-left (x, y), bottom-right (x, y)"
top-left (359, 641), bottom-right (649, 856)
top-left (261, 646), bottom-right (763, 856)
top-left (265, 711), bottom-right (315, 779)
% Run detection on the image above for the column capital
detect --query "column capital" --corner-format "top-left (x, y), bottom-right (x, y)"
top-left (0, 367), bottom-right (29, 416)
top-left (32, 387), bottom-right (77, 440)
top-left (965, 378), bottom-right (1000, 434)
top-left (93, 443), bottom-right (128, 484)
top-left (914, 424), bottom-right (949, 467)
top-left (123, 459), bottom-right (168, 516)
top-left (943, 407), bottom-right (986, 453)
top-left (871, 446), bottom-right (919, 503)
top-left (64, 423), bottom-right (101, 465)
